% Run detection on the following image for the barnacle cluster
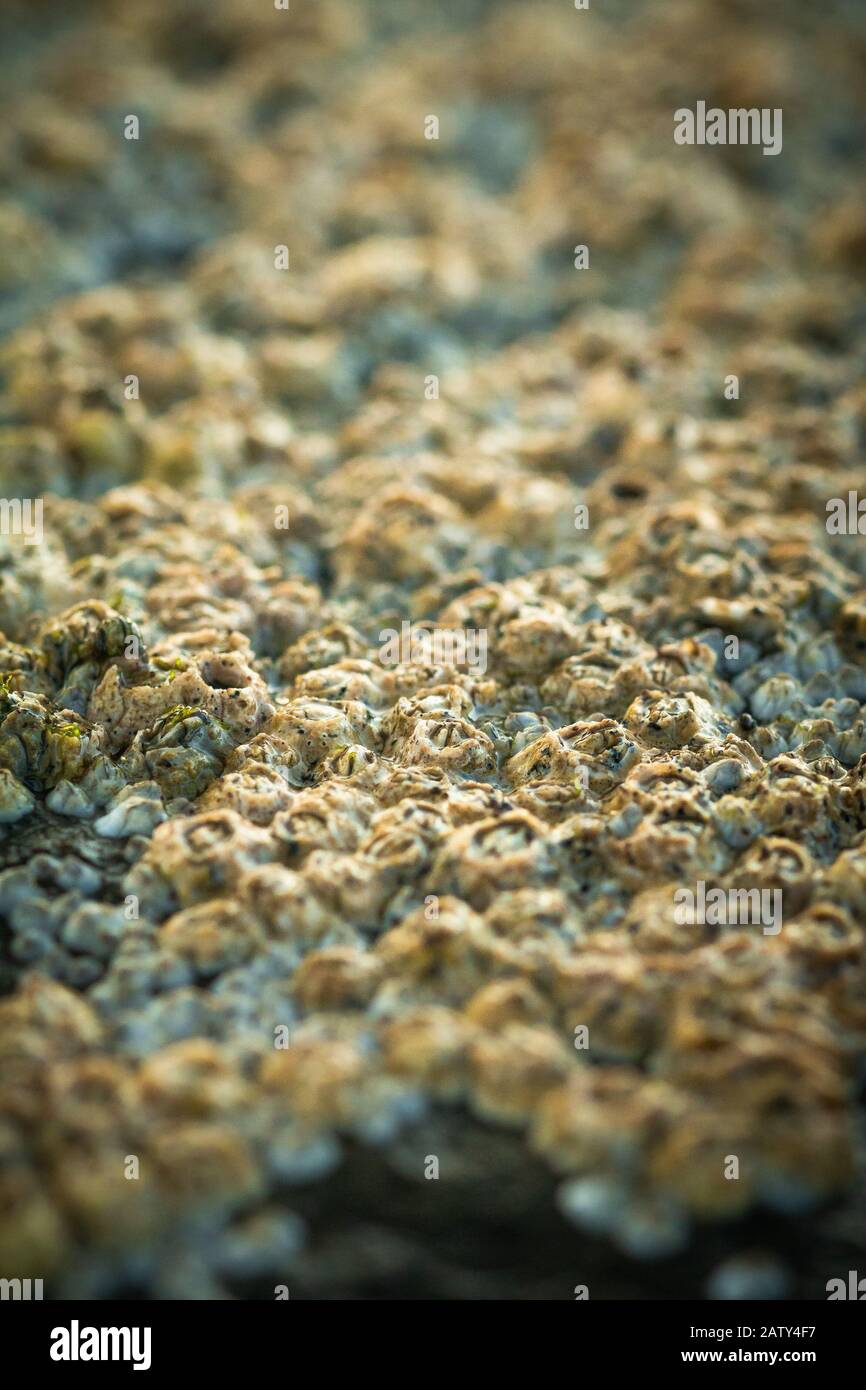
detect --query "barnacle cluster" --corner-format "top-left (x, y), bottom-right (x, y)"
top-left (1, 0), bottom-right (865, 1298)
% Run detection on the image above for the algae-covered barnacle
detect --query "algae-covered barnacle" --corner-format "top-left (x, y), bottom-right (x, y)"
top-left (155, 705), bottom-right (200, 733)
top-left (119, 705), bottom-right (236, 800)
top-left (0, 690), bottom-right (98, 791)
top-left (145, 705), bottom-right (235, 761)
top-left (38, 603), bottom-right (147, 708)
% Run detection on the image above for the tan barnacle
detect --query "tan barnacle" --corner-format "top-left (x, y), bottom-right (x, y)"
top-left (45, 1144), bottom-right (162, 1250)
top-left (335, 484), bottom-right (472, 586)
top-left (658, 976), bottom-right (768, 1070)
top-left (38, 600), bottom-right (145, 687)
top-left (437, 581), bottom-right (524, 642)
top-left (268, 697), bottom-right (378, 769)
top-left (548, 812), bottom-right (613, 900)
top-left (381, 703), bottom-right (497, 776)
top-left (239, 863), bottom-right (344, 945)
top-left (548, 718), bottom-right (642, 796)
top-left (649, 643), bottom-right (744, 719)
top-left (540, 652), bottom-right (654, 721)
top-left (359, 802), bottom-right (448, 877)
top-left (613, 798), bottom-right (720, 882)
top-left (530, 1066), bottom-right (678, 1176)
top-left (258, 330), bottom-right (346, 405)
top-left (750, 758), bottom-right (829, 836)
top-left (694, 1031), bottom-right (847, 1119)
top-left (279, 627), bottom-right (368, 684)
top-left (509, 778), bottom-right (590, 824)
top-left (646, 1113), bottom-right (757, 1219)
top-left (138, 1040), bottom-right (250, 1119)
top-left (223, 730), bottom-right (305, 786)
top-left (196, 762), bottom-right (295, 824)
top-left (0, 975), bottom-right (104, 1062)
top-left (254, 578), bottom-right (325, 656)
top-left (272, 781), bottom-right (376, 857)
top-left (292, 660), bottom-right (385, 706)
top-left (371, 763), bottom-right (453, 810)
top-left (403, 684), bottom-right (477, 719)
top-left (378, 1006), bottom-right (478, 1099)
top-left (87, 647), bottom-right (273, 755)
top-left (50, 1139), bottom-right (159, 1251)
top-left (292, 947), bottom-right (383, 1011)
top-left (484, 887), bottom-right (583, 945)
top-left (44, 1055), bottom-right (138, 1140)
top-left (373, 656), bottom-right (467, 702)
top-left (160, 897), bottom-right (267, 980)
top-left (735, 835), bottom-right (814, 916)
top-left (319, 236), bottom-right (429, 314)
top-left (551, 947), bottom-right (661, 1059)
top-left (129, 809), bottom-right (276, 912)
top-left (505, 725), bottom-right (596, 792)
top-left (707, 928), bottom-right (773, 1000)
top-left (616, 759), bottom-right (706, 812)
top-left (782, 901), bottom-right (863, 967)
top-left (468, 1025), bottom-right (572, 1126)
top-left (822, 836), bottom-right (866, 916)
top-left (429, 810), bottom-right (555, 908)
top-left (302, 849), bottom-right (399, 927)
top-left (624, 690), bottom-right (729, 749)
top-left (0, 1165), bottom-right (70, 1278)
top-left (835, 592), bottom-right (866, 661)
top-left (497, 608), bottom-right (579, 678)
top-left (317, 743), bottom-right (381, 783)
top-left (374, 896), bottom-right (496, 1002)
top-left (259, 1037), bottom-right (367, 1126)
top-left (477, 476), bottom-right (577, 552)
top-left (464, 977), bottom-right (550, 1030)
top-left (691, 597), bottom-right (786, 643)
top-left (148, 1123), bottom-right (263, 1206)
top-left (620, 885), bottom-right (708, 955)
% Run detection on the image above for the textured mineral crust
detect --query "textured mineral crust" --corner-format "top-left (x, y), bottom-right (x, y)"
top-left (1, 0), bottom-right (866, 1299)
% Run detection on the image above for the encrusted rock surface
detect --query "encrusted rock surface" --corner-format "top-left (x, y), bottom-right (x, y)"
top-left (1, 0), bottom-right (866, 1298)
